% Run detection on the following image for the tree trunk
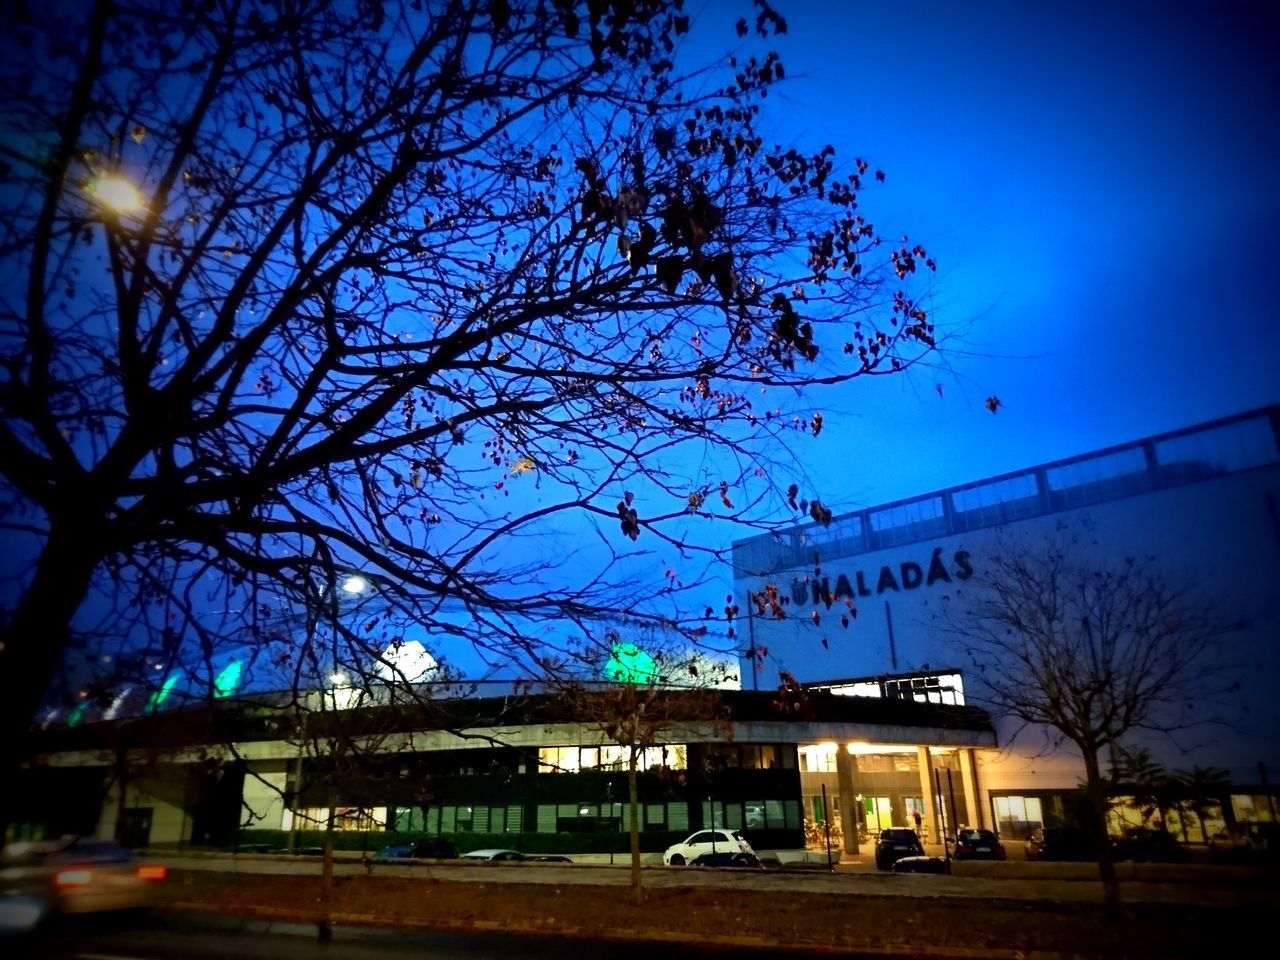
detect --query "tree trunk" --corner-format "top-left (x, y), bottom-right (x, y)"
top-left (1083, 748), bottom-right (1121, 916)
top-left (113, 746), bottom-right (131, 844)
top-left (319, 795), bottom-right (335, 942)
top-left (628, 751), bottom-right (642, 905)
top-left (0, 525), bottom-right (100, 840)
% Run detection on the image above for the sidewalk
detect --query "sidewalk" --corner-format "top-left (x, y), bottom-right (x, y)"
top-left (148, 849), bottom-right (1280, 907)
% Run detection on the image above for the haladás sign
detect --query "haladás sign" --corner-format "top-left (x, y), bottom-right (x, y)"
top-left (785, 548), bottom-right (973, 607)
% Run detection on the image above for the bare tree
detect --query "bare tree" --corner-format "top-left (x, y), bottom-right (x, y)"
top-left (949, 539), bottom-right (1229, 913)
top-left (557, 633), bottom-right (733, 903)
top-left (0, 0), bottom-right (945, 819)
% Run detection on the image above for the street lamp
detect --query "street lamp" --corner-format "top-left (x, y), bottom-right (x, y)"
top-left (88, 174), bottom-right (145, 216)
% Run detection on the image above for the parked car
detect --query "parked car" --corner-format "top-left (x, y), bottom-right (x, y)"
top-left (1111, 827), bottom-right (1186, 863)
top-left (374, 837), bottom-right (459, 860)
top-left (1024, 827), bottom-right (1098, 862)
top-left (1209, 823), bottom-right (1280, 864)
top-left (663, 829), bottom-right (754, 866)
top-left (891, 855), bottom-right (949, 874)
top-left (0, 838), bottom-right (167, 930)
top-left (952, 828), bottom-right (1006, 861)
top-left (874, 828), bottom-right (925, 871)
top-left (689, 851), bottom-right (764, 869)
top-left (459, 849), bottom-right (571, 862)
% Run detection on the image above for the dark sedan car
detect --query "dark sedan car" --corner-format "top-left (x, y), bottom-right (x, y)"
top-left (459, 849), bottom-right (572, 862)
top-left (891, 855), bottom-right (949, 874)
top-left (875, 828), bottom-right (925, 871)
top-left (689, 851), bottom-right (764, 868)
top-left (953, 828), bottom-right (1006, 861)
top-left (1024, 827), bottom-right (1097, 862)
top-left (1111, 827), bottom-right (1186, 863)
top-left (1209, 823), bottom-right (1280, 864)
top-left (374, 837), bottom-right (460, 860)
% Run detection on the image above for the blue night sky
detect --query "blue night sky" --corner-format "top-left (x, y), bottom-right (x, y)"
top-left (14, 0), bottom-right (1280, 695)
top-left (731, 0), bottom-right (1280, 512)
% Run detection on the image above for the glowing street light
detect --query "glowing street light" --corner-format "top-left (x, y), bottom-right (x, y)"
top-left (88, 174), bottom-right (145, 216)
top-left (341, 574), bottom-right (369, 595)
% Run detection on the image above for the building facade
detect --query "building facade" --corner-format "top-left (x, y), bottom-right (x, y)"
top-left (14, 690), bottom-right (995, 855)
top-left (731, 406), bottom-right (1280, 841)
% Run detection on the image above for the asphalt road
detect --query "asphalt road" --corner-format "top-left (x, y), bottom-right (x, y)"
top-left (2, 911), bottom-right (781, 960)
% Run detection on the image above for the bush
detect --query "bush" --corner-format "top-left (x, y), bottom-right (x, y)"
top-left (221, 827), bottom-right (691, 855)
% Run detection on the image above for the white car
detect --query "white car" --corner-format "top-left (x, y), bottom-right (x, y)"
top-left (663, 829), bottom-right (753, 866)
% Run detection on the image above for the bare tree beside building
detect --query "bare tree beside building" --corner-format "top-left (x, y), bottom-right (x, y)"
top-left (558, 637), bottom-right (733, 903)
top-left (947, 538), bottom-right (1231, 913)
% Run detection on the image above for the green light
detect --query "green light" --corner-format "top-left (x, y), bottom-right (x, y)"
top-left (147, 673), bottom-right (180, 713)
top-left (67, 701), bottom-right (89, 727)
top-left (603, 643), bottom-right (658, 684)
top-left (213, 659), bottom-right (243, 698)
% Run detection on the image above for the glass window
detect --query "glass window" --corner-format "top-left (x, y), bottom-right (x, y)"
top-left (1232, 794), bottom-right (1278, 823)
top-left (784, 800), bottom-right (802, 830)
top-left (599, 744), bottom-right (627, 770)
top-left (951, 472), bottom-right (1040, 525)
top-left (1045, 446), bottom-right (1150, 508)
top-left (868, 496), bottom-right (947, 546)
top-left (666, 802), bottom-right (689, 832)
top-left (760, 745), bottom-right (778, 769)
top-left (741, 745), bottom-right (761, 769)
top-left (1156, 415), bottom-right (1278, 478)
top-left (765, 800), bottom-right (785, 828)
top-left (991, 796), bottom-right (1043, 840)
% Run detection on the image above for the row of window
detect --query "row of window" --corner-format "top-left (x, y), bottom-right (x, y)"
top-left (537, 744), bottom-right (687, 773)
top-left (535, 743), bottom-right (799, 773)
top-left (288, 799), bottom-right (804, 835)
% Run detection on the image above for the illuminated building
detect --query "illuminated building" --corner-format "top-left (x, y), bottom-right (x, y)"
top-left (731, 405), bottom-right (1280, 841)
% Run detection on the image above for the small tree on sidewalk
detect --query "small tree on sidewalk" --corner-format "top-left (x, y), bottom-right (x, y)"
top-left (559, 635), bottom-right (733, 904)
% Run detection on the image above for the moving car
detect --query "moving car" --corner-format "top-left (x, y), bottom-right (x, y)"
top-left (662, 829), bottom-right (754, 866)
top-left (689, 851), bottom-right (764, 868)
top-left (874, 828), bottom-right (925, 871)
top-left (891, 855), bottom-right (949, 874)
top-left (459, 849), bottom-right (572, 862)
top-left (952, 828), bottom-right (1006, 861)
top-left (374, 837), bottom-right (460, 860)
top-left (0, 838), bottom-right (167, 930)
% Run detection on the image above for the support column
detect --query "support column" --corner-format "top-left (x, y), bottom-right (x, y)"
top-left (97, 777), bottom-right (123, 842)
top-left (835, 745), bottom-right (860, 855)
top-left (917, 746), bottom-right (939, 844)
top-left (959, 749), bottom-right (982, 830)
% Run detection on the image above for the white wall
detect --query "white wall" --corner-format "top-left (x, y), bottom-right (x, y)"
top-left (242, 761), bottom-right (289, 831)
